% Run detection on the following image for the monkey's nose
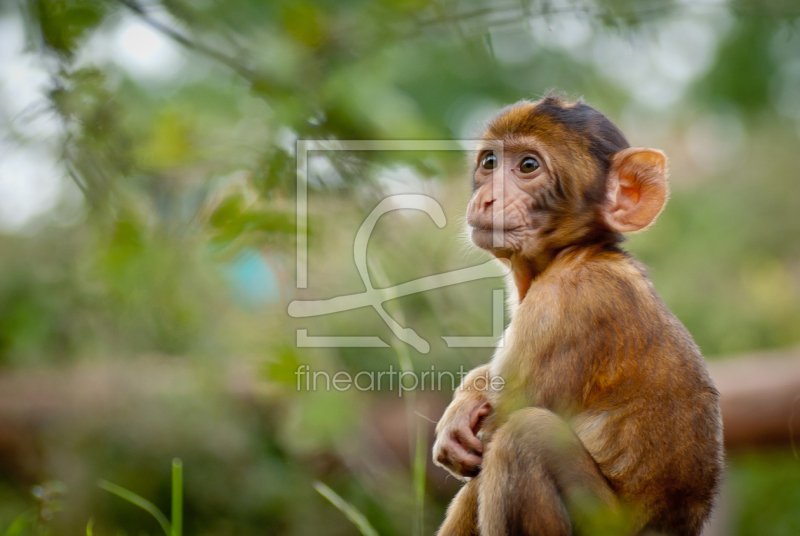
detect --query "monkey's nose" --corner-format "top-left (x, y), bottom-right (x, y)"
top-left (483, 199), bottom-right (496, 210)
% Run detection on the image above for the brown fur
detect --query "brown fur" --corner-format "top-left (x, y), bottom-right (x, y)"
top-left (433, 95), bottom-right (723, 536)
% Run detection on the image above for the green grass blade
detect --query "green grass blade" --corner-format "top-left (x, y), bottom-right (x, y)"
top-left (171, 459), bottom-right (182, 536)
top-left (4, 510), bottom-right (33, 536)
top-left (370, 257), bottom-right (425, 536)
top-left (313, 482), bottom-right (379, 536)
top-left (98, 480), bottom-right (171, 536)
top-left (86, 518), bottom-right (94, 536)
top-left (412, 413), bottom-right (428, 536)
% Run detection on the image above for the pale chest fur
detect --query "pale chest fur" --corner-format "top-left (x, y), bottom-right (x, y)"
top-left (485, 294), bottom-right (624, 476)
top-left (488, 276), bottom-right (563, 409)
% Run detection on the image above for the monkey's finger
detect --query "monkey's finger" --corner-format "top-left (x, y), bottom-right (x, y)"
top-left (437, 440), bottom-right (481, 471)
top-left (468, 401), bottom-right (492, 431)
top-left (459, 466), bottom-right (481, 478)
top-left (456, 453), bottom-right (483, 477)
top-left (447, 441), bottom-right (483, 470)
top-left (453, 427), bottom-right (484, 454)
top-left (459, 453), bottom-right (483, 471)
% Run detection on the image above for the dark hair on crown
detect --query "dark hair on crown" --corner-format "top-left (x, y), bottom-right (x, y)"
top-left (534, 91), bottom-right (630, 173)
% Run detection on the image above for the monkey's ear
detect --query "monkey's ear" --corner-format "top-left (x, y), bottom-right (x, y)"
top-left (604, 147), bottom-right (668, 233)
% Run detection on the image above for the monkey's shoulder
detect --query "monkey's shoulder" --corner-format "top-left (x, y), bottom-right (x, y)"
top-left (522, 246), bottom-right (707, 373)
top-left (527, 247), bottom-right (658, 318)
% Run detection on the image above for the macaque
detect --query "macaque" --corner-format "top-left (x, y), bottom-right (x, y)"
top-left (432, 95), bottom-right (723, 536)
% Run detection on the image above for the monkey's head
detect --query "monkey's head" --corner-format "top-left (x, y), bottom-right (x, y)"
top-left (467, 95), bottom-right (667, 261)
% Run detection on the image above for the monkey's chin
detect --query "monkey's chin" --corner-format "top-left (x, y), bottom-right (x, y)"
top-left (470, 227), bottom-right (516, 258)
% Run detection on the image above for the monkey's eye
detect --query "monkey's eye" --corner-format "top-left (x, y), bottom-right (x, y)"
top-left (481, 153), bottom-right (497, 170)
top-left (520, 157), bottom-right (540, 174)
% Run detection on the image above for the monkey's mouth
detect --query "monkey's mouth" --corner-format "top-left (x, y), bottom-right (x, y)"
top-left (469, 223), bottom-right (524, 233)
top-left (469, 224), bottom-right (526, 253)
top-left (469, 222), bottom-right (538, 255)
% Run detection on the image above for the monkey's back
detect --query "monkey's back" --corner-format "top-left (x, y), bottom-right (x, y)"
top-left (492, 244), bottom-right (724, 534)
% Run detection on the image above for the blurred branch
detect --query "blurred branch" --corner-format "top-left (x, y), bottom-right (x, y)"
top-left (66, 167), bottom-right (90, 198)
top-left (1, 347), bottom-right (799, 482)
top-left (418, 0), bottom-right (800, 34)
top-left (418, 0), bottom-right (682, 31)
top-left (708, 348), bottom-right (800, 450)
top-left (115, 0), bottom-right (259, 84)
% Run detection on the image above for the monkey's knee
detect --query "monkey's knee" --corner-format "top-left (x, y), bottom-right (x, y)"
top-left (505, 407), bottom-right (574, 450)
top-left (438, 478), bottom-right (479, 536)
top-left (482, 407), bottom-right (575, 481)
top-left (479, 417), bottom-right (572, 536)
top-left (502, 409), bottom-right (609, 486)
top-left (480, 408), bottom-right (624, 536)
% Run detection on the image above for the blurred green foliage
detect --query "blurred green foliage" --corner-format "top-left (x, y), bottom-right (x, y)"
top-left (0, 0), bottom-right (800, 535)
top-left (728, 450), bottom-right (800, 536)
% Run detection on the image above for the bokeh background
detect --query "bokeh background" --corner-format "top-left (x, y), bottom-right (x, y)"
top-left (1, 0), bottom-right (800, 535)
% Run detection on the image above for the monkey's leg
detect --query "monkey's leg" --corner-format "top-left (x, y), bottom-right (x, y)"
top-left (478, 407), bottom-right (630, 536)
top-left (438, 477), bottom-right (480, 536)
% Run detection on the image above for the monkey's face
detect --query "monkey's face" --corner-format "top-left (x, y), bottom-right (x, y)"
top-left (466, 98), bottom-right (669, 261)
top-left (467, 139), bottom-right (556, 259)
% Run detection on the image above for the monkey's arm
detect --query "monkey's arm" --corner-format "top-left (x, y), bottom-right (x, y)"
top-left (433, 364), bottom-right (493, 479)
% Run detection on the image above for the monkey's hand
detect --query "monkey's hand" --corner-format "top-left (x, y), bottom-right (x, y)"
top-left (432, 394), bottom-right (491, 479)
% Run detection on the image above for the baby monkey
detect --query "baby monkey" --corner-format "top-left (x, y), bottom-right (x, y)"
top-left (432, 95), bottom-right (723, 536)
